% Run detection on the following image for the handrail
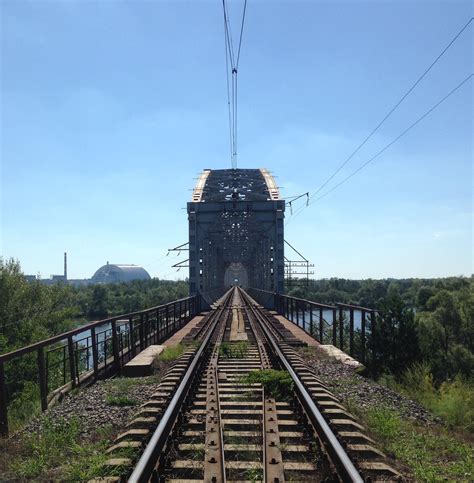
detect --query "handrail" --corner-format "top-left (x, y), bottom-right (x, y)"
top-left (248, 287), bottom-right (377, 366)
top-left (0, 296), bottom-right (195, 362)
top-left (0, 294), bottom-right (201, 436)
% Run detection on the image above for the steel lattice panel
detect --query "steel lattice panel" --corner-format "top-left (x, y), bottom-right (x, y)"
top-left (188, 169), bottom-right (285, 296)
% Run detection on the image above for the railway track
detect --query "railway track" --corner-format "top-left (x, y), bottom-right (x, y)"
top-left (99, 288), bottom-right (401, 482)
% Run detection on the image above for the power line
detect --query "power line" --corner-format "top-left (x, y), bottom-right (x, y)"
top-left (286, 74), bottom-right (472, 220)
top-left (222, 0), bottom-right (248, 169)
top-left (306, 17), bottom-right (473, 201)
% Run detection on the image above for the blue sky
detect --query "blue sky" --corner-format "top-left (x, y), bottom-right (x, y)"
top-left (1, 0), bottom-right (472, 280)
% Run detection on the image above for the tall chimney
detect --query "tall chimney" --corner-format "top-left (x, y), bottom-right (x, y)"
top-left (64, 252), bottom-right (68, 281)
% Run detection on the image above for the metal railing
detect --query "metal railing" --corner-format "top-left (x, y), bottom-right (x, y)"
top-left (0, 295), bottom-right (200, 436)
top-left (248, 288), bottom-right (376, 364)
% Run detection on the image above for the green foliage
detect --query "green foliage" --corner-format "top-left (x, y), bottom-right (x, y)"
top-left (244, 467), bottom-right (263, 482)
top-left (0, 258), bottom-right (189, 424)
top-left (361, 405), bottom-right (473, 481)
top-left (367, 286), bottom-right (420, 378)
top-left (7, 381), bottom-right (41, 432)
top-left (88, 285), bottom-right (108, 318)
top-left (158, 344), bottom-right (187, 362)
top-left (8, 417), bottom-right (115, 481)
top-left (241, 369), bottom-right (293, 401)
top-left (382, 363), bottom-right (474, 432)
top-left (9, 417), bottom-right (82, 478)
top-left (104, 377), bottom-right (139, 406)
top-left (219, 341), bottom-right (248, 358)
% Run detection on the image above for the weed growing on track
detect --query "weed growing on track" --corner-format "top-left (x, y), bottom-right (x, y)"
top-left (240, 369), bottom-right (293, 401)
top-left (158, 343), bottom-right (187, 362)
top-left (219, 341), bottom-right (249, 358)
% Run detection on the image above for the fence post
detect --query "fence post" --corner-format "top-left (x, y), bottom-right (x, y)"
top-left (129, 317), bottom-right (136, 357)
top-left (301, 302), bottom-right (306, 330)
top-left (145, 312), bottom-right (150, 347)
top-left (91, 327), bottom-right (99, 379)
top-left (319, 307), bottom-right (324, 343)
top-left (370, 310), bottom-right (377, 340)
top-left (361, 311), bottom-right (366, 364)
top-left (349, 309), bottom-right (354, 357)
top-left (37, 347), bottom-right (48, 411)
top-left (0, 361), bottom-right (9, 436)
top-left (332, 307), bottom-right (337, 346)
top-left (111, 320), bottom-right (121, 374)
top-left (139, 314), bottom-right (145, 351)
top-left (339, 306), bottom-right (344, 350)
top-left (173, 303), bottom-right (177, 331)
top-left (165, 306), bottom-right (170, 335)
top-left (309, 305), bottom-right (313, 336)
top-left (67, 336), bottom-right (77, 388)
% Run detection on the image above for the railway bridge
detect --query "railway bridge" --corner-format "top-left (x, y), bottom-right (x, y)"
top-left (0, 167), bottom-right (399, 482)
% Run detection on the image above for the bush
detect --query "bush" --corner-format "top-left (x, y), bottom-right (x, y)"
top-left (219, 341), bottom-right (248, 358)
top-left (434, 376), bottom-right (474, 431)
top-left (241, 370), bottom-right (293, 401)
top-left (380, 363), bottom-right (474, 432)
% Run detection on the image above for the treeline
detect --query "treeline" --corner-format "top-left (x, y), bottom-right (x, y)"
top-left (286, 276), bottom-right (471, 310)
top-left (288, 277), bottom-right (473, 383)
top-left (0, 258), bottom-right (188, 355)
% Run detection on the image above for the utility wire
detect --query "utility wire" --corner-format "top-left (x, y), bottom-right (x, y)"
top-left (286, 74), bottom-right (472, 225)
top-left (236, 0), bottom-right (248, 69)
top-left (222, 0), bottom-right (248, 169)
top-left (306, 17), bottom-right (473, 201)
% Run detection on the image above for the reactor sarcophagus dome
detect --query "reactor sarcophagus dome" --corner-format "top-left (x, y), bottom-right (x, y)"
top-left (187, 168), bottom-right (285, 296)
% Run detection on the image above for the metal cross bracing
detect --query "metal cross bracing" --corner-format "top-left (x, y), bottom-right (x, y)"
top-left (188, 168), bottom-right (285, 298)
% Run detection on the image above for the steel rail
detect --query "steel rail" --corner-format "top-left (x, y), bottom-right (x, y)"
top-left (241, 289), bottom-right (364, 483)
top-left (128, 290), bottom-right (233, 483)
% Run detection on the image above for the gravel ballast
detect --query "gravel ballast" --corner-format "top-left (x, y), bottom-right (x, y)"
top-left (298, 346), bottom-right (436, 423)
top-left (19, 375), bottom-right (163, 439)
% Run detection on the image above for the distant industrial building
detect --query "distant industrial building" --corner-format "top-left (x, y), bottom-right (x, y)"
top-left (91, 263), bottom-right (151, 284)
top-left (25, 254), bottom-right (151, 285)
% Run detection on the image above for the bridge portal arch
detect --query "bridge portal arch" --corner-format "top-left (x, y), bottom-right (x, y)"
top-left (187, 168), bottom-right (285, 296)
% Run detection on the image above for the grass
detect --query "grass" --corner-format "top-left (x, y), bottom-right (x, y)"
top-left (158, 344), bottom-right (187, 362)
top-left (7, 417), bottom-right (117, 481)
top-left (240, 369), bottom-right (293, 401)
top-left (219, 341), bottom-right (248, 358)
top-left (243, 466), bottom-right (263, 482)
top-left (104, 377), bottom-right (139, 406)
top-left (347, 402), bottom-right (474, 481)
top-left (379, 363), bottom-right (474, 432)
top-left (7, 381), bottom-right (42, 432)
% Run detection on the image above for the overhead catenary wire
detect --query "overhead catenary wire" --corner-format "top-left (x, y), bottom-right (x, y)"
top-left (304, 18), bottom-right (472, 203)
top-left (222, 0), bottom-right (248, 169)
top-left (287, 17), bottom-right (473, 223)
top-left (286, 73), bottom-right (473, 225)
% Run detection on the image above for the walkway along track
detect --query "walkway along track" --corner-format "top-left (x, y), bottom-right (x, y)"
top-left (98, 288), bottom-right (401, 482)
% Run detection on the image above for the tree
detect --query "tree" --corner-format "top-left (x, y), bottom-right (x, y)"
top-left (367, 286), bottom-right (420, 378)
top-left (88, 285), bottom-right (108, 318)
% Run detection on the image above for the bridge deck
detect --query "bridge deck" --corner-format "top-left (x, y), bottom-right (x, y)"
top-left (270, 312), bottom-right (320, 347)
top-left (163, 313), bottom-right (208, 347)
